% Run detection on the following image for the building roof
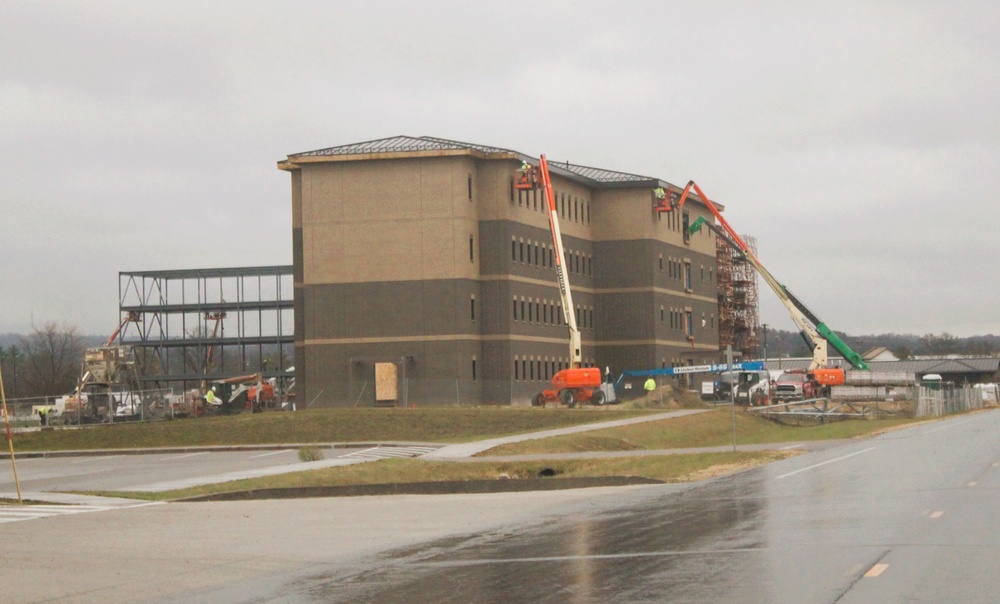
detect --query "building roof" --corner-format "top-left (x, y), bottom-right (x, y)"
top-left (291, 135), bottom-right (518, 158)
top-left (279, 135), bottom-right (718, 206)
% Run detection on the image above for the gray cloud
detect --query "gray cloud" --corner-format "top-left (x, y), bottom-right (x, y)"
top-left (1, 1), bottom-right (997, 337)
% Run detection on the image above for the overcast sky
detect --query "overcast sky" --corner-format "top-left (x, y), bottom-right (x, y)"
top-left (2, 1), bottom-right (997, 338)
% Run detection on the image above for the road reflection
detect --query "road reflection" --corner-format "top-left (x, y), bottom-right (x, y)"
top-left (299, 474), bottom-right (769, 603)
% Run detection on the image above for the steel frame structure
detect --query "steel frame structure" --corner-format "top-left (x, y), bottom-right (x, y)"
top-left (115, 266), bottom-right (294, 391)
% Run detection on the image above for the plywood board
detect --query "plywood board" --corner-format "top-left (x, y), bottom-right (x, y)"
top-left (375, 362), bottom-right (398, 401)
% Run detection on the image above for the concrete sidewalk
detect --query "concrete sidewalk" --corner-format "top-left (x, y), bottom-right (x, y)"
top-left (421, 409), bottom-right (710, 459)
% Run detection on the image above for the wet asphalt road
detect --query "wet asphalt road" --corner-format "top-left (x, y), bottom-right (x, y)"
top-left (0, 447), bottom-right (374, 493)
top-left (286, 412), bottom-right (1000, 603)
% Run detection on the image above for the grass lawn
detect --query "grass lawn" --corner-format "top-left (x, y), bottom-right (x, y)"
top-left (81, 450), bottom-right (793, 502)
top-left (11, 407), bottom-right (662, 451)
top-left (25, 406), bottom-right (943, 502)
top-left (477, 409), bottom-right (926, 456)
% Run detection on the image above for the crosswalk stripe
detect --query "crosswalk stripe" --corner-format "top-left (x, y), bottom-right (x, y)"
top-left (0, 501), bottom-right (159, 524)
top-left (343, 446), bottom-right (438, 460)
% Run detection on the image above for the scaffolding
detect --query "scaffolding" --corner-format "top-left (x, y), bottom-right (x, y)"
top-left (717, 234), bottom-right (760, 359)
top-left (115, 266), bottom-right (294, 392)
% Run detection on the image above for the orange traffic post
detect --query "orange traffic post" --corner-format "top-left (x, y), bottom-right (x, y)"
top-left (0, 366), bottom-right (23, 504)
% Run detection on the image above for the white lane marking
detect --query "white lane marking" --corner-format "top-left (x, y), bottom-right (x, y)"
top-left (864, 563), bottom-right (889, 577)
top-left (344, 447), bottom-right (379, 458)
top-left (776, 447), bottom-right (877, 480)
top-left (993, 462), bottom-right (999, 467)
top-left (72, 456), bottom-right (119, 464)
top-left (779, 445), bottom-right (803, 450)
top-left (930, 511), bottom-right (944, 519)
top-left (161, 452), bottom-right (209, 461)
top-left (249, 450), bottom-right (292, 459)
top-left (922, 417), bottom-right (979, 434)
top-left (414, 547), bottom-right (764, 566)
top-left (968, 481), bottom-right (978, 487)
top-left (0, 501), bottom-right (161, 524)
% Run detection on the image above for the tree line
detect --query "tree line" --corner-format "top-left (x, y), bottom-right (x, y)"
top-left (1, 323), bottom-right (289, 400)
top-left (761, 328), bottom-right (999, 360)
top-left (2, 322), bottom-right (994, 399)
top-left (0, 323), bottom-right (90, 399)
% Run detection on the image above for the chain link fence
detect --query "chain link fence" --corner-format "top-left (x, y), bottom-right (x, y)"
top-left (915, 384), bottom-right (985, 417)
top-left (2, 387), bottom-right (201, 429)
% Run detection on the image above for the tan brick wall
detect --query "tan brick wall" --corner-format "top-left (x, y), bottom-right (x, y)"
top-left (300, 157), bottom-right (480, 285)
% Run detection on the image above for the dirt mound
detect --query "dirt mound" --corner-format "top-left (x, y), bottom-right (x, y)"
top-left (620, 384), bottom-right (707, 410)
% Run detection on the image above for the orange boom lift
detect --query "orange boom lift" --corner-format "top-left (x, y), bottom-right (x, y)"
top-left (516, 157), bottom-right (609, 407)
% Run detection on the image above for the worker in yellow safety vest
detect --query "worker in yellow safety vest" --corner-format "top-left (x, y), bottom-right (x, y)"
top-left (644, 378), bottom-right (656, 394)
top-left (205, 387), bottom-right (220, 406)
top-left (38, 406), bottom-right (49, 427)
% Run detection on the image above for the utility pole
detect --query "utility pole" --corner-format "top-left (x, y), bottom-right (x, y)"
top-left (727, 345), bottom-right (737, 452)
top-left (762, 324), bottom-right (769, 366)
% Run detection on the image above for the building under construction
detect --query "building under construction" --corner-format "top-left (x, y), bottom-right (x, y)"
top-left (113, 266), bottom-right (294, 393)
top-left (278, 135), bottom-right (725, 406)
top-left (716, 234), bottom-right (760, 359)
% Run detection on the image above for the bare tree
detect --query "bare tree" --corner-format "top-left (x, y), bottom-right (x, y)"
top-left (18, 322), bottom-right (85, 397)
top-left (919, 332), bottom-right (959, 356)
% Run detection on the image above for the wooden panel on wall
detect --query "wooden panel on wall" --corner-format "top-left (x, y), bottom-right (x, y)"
top-left (375, 362), bottom-right (398, 401)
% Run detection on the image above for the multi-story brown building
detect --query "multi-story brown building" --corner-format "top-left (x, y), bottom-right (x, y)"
top-left (278, 136), bottom-right (723, 406)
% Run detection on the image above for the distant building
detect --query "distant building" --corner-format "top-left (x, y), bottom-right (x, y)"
top-left (278, 136), bottom-right (724, 406)
top-left (862, 347), bottom-right (898, 362)
top-left (763, 357), bottom-right (1000, 384)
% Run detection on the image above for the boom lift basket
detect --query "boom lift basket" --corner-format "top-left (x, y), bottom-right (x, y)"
top-left (515, 165), bottom-right (538, 190)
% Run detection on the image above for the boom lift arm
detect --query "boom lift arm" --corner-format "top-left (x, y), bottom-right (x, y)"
top-left (667, 182), bottom-right (868, 371)
top-left (519, 156), bottom-right (582, 367)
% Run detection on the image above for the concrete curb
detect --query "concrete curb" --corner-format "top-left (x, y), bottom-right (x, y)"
top-left (10, 441), bottom-right (447, 459)
top-left (178, 476), bottom-right (665, 501)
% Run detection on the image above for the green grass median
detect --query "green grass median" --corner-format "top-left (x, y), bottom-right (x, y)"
top-left (80, 450), bottom-right (794, 502)
top-left (477, 409), bottom-right (924, 456)
top-left (14, 407), bottom-right (661, 451)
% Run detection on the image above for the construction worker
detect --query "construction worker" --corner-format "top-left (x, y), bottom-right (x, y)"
top-left (653, 187), bottom-right (668, 211)
top-left (205, 387), bottom-right (220, 406)
top-left (644, 378), bottom-right (656, 394)
top-left (37, 405), bottom-right (49, 427)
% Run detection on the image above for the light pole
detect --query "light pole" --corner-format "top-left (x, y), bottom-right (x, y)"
top-left (762, 323), bottom-right (769, 366)
top-left (727, 345), bottom-right (737, 452)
